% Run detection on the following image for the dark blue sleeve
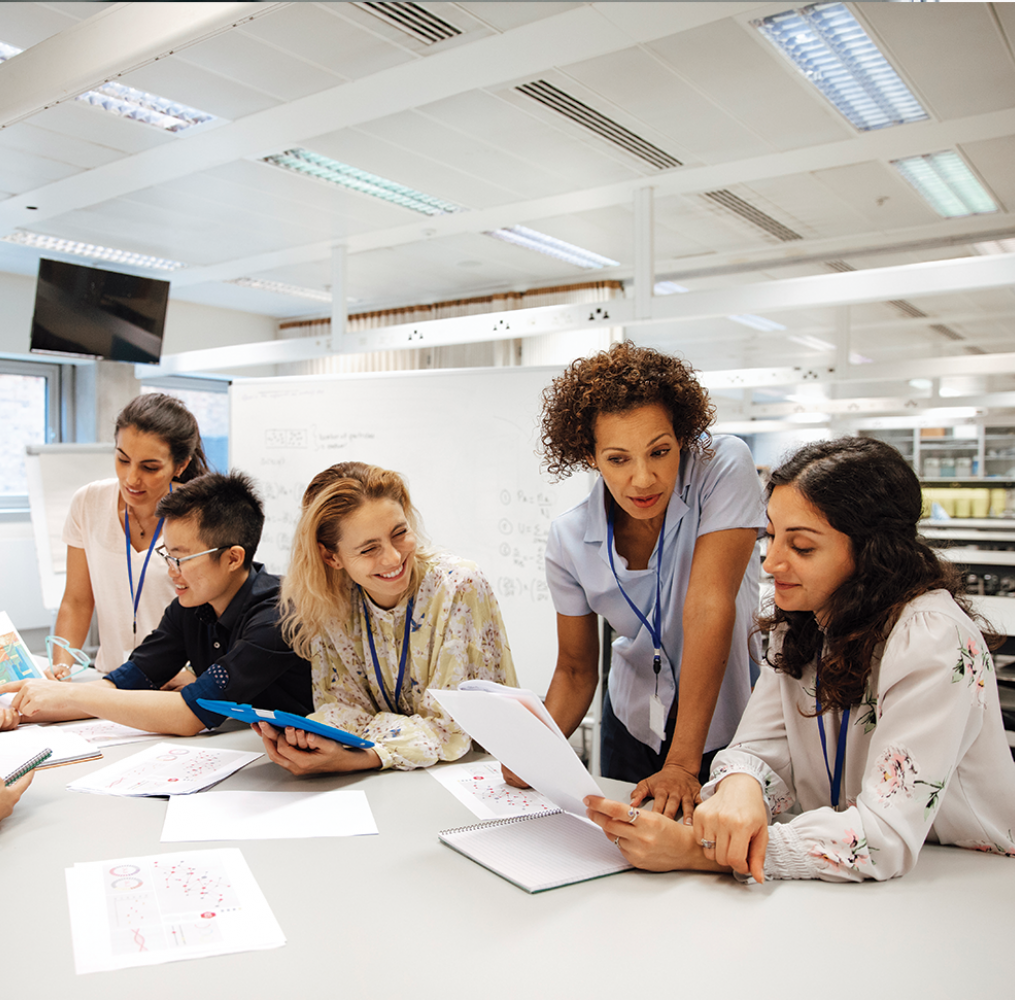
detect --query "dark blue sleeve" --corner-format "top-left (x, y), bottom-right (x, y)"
top-left (180, 664), bottom-right (232, 729)
top-left (106, 661), bottom-right (159, 690)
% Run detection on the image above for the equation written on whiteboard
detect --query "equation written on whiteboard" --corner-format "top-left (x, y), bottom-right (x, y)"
top-left (263, 427), bottom-right (376, 452)
top-left (494, 488), bottom-right (555, 603)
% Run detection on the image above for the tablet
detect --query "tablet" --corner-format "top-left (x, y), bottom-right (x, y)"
top-left (197, 699), bottom-right (375, 749)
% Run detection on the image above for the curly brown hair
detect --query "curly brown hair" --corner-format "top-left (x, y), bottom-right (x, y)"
top-left (539, 341), bottom-right (715, 479)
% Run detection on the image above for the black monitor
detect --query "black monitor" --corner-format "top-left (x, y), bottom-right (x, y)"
top-left (29, 258), bottom-right (169, 364)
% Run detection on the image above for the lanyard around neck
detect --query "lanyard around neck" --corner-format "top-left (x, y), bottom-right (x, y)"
top-left (124, 506), bottom-right (165, 638)
top-left (606, 499), bottom-right (666, 684)
top-left (815, 650), bottom-right (850, 808)
top-left (361, 591), bottom-right (415, 715)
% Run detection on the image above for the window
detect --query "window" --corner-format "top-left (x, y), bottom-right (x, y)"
top-left (0, 359), bottom-right (61, 509)
top-left (140, 377), bottom-right (229, 473)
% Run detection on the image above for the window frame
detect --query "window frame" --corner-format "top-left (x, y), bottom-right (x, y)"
top-left (0, 357), bottom-right (63, 512)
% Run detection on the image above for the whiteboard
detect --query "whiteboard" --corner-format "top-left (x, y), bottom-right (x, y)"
top-left (229, 368), bottom-right (593, 695)
top-left (25, 443), bottom-right (115, 611)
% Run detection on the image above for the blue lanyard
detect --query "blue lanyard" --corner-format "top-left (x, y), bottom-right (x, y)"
top-left (124, 506), bottom-right (165, 638)
top-left (361, 591), bottom-right (415, 714)
top-left (606, 500), bottom-right (666, 687)
top-left (815, 654), bottom-right (850, 808)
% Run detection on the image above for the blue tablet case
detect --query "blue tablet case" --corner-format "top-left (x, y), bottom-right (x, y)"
top-left (197, 699), bottom-right (375, 749)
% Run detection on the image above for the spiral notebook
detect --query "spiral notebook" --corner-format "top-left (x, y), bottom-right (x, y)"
top-left (438, 808), bottom-right (632, 893)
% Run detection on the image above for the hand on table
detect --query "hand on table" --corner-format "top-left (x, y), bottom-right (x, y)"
top-left (0, 770), bottom-right (35, 822)
top-left (3, 678), bottom-right (75, 721)
top-left (584, 795), bottom-right (719, 872)
top-left (630, 762), bottom-right (701, 822)
top-left (252, 722), bottom-right (382, 776)
top-left (160, 669), bottom-right (196, 692)
top-left (692, 773), bottom-right (769, 883)
top-left (1, 703), bottom-right (21, 731)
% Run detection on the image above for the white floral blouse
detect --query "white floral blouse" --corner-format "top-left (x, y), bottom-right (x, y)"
top-left (702, 590), bottom-right (1015, 882)
top-left (308, 552), bottom-right (517, 770)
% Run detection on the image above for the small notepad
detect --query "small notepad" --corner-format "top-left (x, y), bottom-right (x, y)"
top-left (439, 809), bottom-right (632, 893)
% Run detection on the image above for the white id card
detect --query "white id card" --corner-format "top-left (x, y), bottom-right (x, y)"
top-left (649, 694), bottom-right (667, 740)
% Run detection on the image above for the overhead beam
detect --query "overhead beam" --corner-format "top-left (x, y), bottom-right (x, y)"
top-left (142, 252), bottom-right (1015, 376)
top-left (0, 2), bottom-right (284, 130)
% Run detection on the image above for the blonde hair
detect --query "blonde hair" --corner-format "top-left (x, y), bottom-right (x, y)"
top-left (280, 462), bottom-right (428, 661)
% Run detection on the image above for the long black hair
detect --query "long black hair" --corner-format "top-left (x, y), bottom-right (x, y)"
top-left (758, 436), bottom-right (992, 712)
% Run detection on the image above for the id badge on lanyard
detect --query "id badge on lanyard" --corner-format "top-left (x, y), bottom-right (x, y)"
top-left (607, 502), bottom-right (668, 740)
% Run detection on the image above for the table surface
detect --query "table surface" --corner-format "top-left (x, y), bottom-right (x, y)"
top-left (2, 723), bottom-right (1013, 1000)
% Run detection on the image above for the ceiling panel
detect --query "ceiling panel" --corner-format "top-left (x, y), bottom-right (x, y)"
top-left (118, 55), bottom-right (282, 122)
top-left (810, 160), bottom-right (942, 233)
top-left (646, 15), bottom-right (851, 152)
top-left (559, 46), bottom-right (771, 165)
top-left (863, 3), bottom-right (1015, 121)
top-left (236, 4), bottom-right (416, 82)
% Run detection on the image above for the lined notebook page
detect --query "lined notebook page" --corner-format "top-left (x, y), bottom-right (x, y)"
top-left (439, 810), bottom-right (632, 893)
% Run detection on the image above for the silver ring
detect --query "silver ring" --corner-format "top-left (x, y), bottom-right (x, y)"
top-left (699, 838), bottom-right (716, 850)
top-left (627, 807), bottom-right (640, 824)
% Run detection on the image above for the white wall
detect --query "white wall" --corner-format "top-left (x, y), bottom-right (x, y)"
top-left (0, 519), bottom-right (51, 630)
top-left (162, 298), bottom-right (276, 354)
top-left (0, 271), bottom-right (37, 354)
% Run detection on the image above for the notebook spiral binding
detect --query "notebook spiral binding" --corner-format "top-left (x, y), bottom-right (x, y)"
top-left (440, 807), bottom-right (563, 836)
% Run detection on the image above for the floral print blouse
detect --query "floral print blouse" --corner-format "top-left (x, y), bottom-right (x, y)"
top-left (308, 552), bottom-right (517, 770)
top-left (701, 590), bottom-right (1015, 882)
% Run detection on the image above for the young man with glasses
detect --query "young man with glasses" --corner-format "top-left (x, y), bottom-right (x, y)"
top-left (1, 472), bottom-right (311, 735)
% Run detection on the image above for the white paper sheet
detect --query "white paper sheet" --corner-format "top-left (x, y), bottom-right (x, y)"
top-left (67, 742), bottom-right (262, 796)
top-left (161, 789), bottom-right (378, 841)
top-left (428, 760), bottom-right (559, 819)
top-left (65, 847), bottom-right (285, 974)
top-left (431, 687), bottom-right (604, 819)
top-left (0, 724), bottom-right (102, 773)
top-left (57, 718), bottom-right (163, 747)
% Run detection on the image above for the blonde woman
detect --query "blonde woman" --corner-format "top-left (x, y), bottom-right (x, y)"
top-left (253, 461), bottom-right (517, 774)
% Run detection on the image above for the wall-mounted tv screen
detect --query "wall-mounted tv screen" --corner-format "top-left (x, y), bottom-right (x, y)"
top-left (29, 258), bottom-right (170, 365)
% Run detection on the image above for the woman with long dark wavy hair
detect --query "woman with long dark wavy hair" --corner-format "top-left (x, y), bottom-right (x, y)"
top-left (586, 436), bottom-right (1015, 882)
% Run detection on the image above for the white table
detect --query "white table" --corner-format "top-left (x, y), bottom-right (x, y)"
top-left (2, 723), bottom-right (1012, 999)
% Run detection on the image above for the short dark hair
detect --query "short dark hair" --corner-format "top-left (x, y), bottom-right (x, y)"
top-left (156, 471), bottom-right (263, 569)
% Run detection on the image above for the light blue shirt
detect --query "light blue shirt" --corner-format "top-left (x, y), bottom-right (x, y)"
top-left (545, 435), bottom-right (766, 753)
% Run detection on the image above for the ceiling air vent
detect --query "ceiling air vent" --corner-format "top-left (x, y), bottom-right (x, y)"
top-left (825, 260), bottom-right (855, 273)
top-left (929, 323), bottom-right (965, 342)
top-left (703, 190), bottom-right (803, 242)
top-left (888, 300), bottom-right (927, 320)
top-left (516, 80), bottom-right (681, 171)
top-left (356, 2), bottom-right (461, 44)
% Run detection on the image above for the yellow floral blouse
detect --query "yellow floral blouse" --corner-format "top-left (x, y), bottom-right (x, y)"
top-left (308, 552), bottom-right (517, 769)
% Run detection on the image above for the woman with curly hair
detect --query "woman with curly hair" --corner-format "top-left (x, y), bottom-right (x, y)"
top-left (253, 461), bottom-right (517, 774)
top-left (515, 341), bottom-right (766, 821)
top-left (586, 437), bottom-right (1015, 882)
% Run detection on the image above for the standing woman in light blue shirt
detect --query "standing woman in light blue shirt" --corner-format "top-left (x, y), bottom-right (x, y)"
top-left (511, 342), bottom-right (765, 823)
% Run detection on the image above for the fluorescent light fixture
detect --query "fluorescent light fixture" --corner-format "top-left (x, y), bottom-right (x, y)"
top-left (787, 333), bottom-right (836, 351)
top-left (923, 407), bottom-right (981, 421)
top-left (972, 238), bottom-right (1015, 255)
top-left (753, 3), bottom-right (928, 132)
top-left (729, 314), bottom-right (786, 332)
top-left (849, 351), bottom-right (873, 365)
top-left (484, 226), bottom-right (619, 269)
top-left (226, 278), bottom-right (332, 303)
top-left (654, 281), bottom-right (689, 295)
top-left (908, 378), bottom-right (933, 390)
top-left (892, 151), bottom-right (997, 218)
top-left (262, 148), bottom-right (463, 216)
top-left (0, 40), bottom-right (215, 133)
top-left (1, 230), bottom-right (185, 271)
